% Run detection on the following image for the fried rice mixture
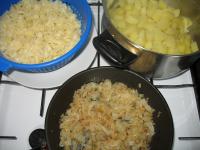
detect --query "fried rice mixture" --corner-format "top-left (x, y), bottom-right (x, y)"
top-left (60, 80), bottom-right (154, 150)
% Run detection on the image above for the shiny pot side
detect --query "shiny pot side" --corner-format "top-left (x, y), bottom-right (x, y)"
top-left (93, 28), bottom-right (200, 79)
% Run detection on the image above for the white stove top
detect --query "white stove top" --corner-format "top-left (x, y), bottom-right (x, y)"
top-left (0, 0), bottom-right (200, 150)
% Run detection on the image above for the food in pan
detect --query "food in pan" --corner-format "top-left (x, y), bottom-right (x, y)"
top-left (60, 80), bottom-right (154, 150)
top-left (108, 0), bottom-right (198, 55)
top-left (0, 0), bottom-right (81, 64)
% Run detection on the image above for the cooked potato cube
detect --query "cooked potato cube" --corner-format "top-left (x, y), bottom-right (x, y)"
top-left (109, 0), bottom-right (198, 55)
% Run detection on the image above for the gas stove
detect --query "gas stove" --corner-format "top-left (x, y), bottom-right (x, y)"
top-left (0, 0), bottom-right (200, 150)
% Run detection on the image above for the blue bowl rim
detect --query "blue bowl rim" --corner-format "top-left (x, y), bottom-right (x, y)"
top-left (0, 0), bottom-right (93, 71)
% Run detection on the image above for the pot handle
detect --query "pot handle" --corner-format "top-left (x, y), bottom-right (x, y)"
top-left (93, 30), bottom-right (137, 67)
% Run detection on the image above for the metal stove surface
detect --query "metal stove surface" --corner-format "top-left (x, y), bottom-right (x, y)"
top-left (0, 0), bottom-right (200, 150)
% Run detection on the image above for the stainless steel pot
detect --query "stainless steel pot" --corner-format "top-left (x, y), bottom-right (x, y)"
top-left (93, 0), bottom-right (200, 79)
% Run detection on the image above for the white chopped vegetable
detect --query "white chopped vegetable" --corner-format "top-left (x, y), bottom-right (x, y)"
top-left (0, 0), bottom-right (81, 64)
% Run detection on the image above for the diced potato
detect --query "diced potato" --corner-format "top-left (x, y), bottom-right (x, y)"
top-left (159, 0), bottom-right (167, 9)
top-left (124, 5), bottom-right (132, 11)
top-left (109, 0), bottom-right (198, 55)
top-left (137, 30), bottom-right (146, 45)
top-left (173, 9), bottom-right (181, 17)
top-left (191, 42), bottom-right (199, 52)
top-left (126, 17), bottom-right (138, 25)
top-left (145, 41), bottom-right (153, 50)
top-left (183, 18), bottom-right (193, 32)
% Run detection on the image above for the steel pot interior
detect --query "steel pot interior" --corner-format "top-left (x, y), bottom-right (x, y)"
top-left (45, 67), bottom-right (174, 150)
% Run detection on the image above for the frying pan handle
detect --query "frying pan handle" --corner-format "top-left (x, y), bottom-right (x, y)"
top-left (93, 30), bottom-right (137, 67)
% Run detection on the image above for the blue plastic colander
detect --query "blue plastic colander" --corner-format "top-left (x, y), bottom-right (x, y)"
top-left (0, 0), bottom-right (92, 73)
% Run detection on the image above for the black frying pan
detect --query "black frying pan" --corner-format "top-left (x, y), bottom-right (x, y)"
top-left (45, 66), bottom-right (174, 150)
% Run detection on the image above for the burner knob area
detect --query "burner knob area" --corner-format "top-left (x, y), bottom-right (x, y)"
top-left (29, 129), bottom-right (48, 150)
